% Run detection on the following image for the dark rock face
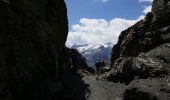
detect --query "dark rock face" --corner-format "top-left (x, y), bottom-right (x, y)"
top-left (111, 0), bottom-right (170, 64)
top-left (0, 0), bottom-right (68, 100)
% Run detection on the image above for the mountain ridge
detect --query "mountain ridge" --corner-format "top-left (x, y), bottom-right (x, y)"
top-left (71, 43), bottom-right (113, 67)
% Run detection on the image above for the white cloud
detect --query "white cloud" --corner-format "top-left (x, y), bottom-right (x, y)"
top-left (142, 6), bottom-right (152, 14)
top-left (66, 1), bottom-right (152, 47)
top-left (139, 0), bottom-right (153, 3)
top-left (66, 17), bottom-right (143, 47)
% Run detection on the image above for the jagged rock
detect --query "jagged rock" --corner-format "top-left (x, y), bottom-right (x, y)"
top-left (111, 0), bottom-right (170, 64)
top-left (0, 0), bottom-right (68, 100)
top-left (108, 43), bottom-right (170, 84)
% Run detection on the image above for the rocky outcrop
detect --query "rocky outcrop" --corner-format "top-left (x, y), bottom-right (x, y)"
top-left (0, 0), bottom-right (68, 100)
top-left (109, 0), bottom-right (170, 83)
top-left (111, 0), bottom-right (170, 64)
top-left (108, 43), bottom-right (170, 84)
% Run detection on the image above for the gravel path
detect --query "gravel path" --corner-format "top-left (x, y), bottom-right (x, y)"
top-left (82, 76), bottom-right (126, 100)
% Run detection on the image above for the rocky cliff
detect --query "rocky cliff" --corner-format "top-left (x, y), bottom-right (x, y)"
top-left (0, 0), bottom-right (68, 100)
top-left (111, 0), bottom-right (170, 65)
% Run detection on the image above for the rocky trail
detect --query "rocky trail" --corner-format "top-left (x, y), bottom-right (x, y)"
top-left (82, 76), bottom-right (126, 100)
top-left (77, 67), bottom-right (170, 100)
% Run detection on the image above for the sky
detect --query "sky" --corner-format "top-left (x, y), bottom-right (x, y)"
top-left (65, 0), bottom-right (153, 47)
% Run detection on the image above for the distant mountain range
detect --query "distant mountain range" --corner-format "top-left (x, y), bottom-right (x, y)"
top-left (71, 43), bottom-right (113, 67)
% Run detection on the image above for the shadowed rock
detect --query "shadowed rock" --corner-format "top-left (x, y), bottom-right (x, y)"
top-left (0, 0), bottom-right (68, 100)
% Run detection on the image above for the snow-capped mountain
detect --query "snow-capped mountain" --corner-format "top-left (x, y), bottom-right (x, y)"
top-left (71, 43), bottom-right (113, 67)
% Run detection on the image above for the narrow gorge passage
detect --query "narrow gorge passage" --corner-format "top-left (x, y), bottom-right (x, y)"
top-left (0, 0), bottom-right (170, 100)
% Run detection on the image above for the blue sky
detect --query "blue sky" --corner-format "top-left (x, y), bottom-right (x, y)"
top-left (65, 0), bottom-right (153, 47)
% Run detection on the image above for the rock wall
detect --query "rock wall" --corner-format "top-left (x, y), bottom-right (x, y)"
top-left (111, 0), bottom-right (170, 65)
top-left (0, 0), bottom-right (68, 100)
